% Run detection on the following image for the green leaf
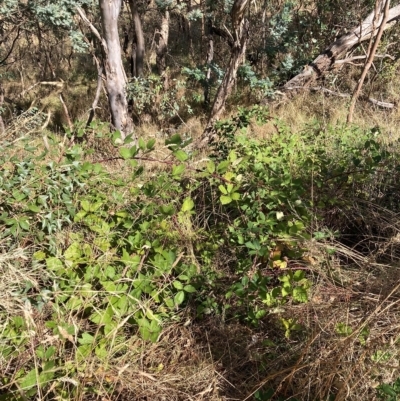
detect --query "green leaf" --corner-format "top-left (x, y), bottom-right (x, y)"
top-left (281, 285), bottom-right (292, 297)
top-left (174, 149), bottom-right (188, 161)
top-left (28, 204), bottom-right (40, 213)
top-left (39, 361), bottom-right (55, 385)
top-left (220, 195), bottom-right (232, 205)
top-left (293, 270), bottom-right (305, 282)
top-left (165, 134), bottom-right (182, 147)
top-left (33, 251), bottom-right (46, 261)
top-left (207, 160), bottom-right (215, 174)
top-left (231, 192), bottom-right (240, 200)
top-left (119, 147), bottom-right (131, 160)
top-left (77, 344), bottom-right (91, 358)
top-left (160, 205), bottom-right (175, 216)
top-left (173, 280), bottom-right (184, 290)
top-left (45, 346), bottom-right (56, 359)
top-left (336, 323), bottom-right (353, 336)
top-left (20, 368), bottom-right (38, 390)
top-left (217, 160), bottom-right (230, 173)
top-left (218, 185), bottom-right (228, 195)
top-left (181, 197), bottom-right (194, 212)
top-left (139, 137), bottom-right (146, 151)
top-left (81, 200), bottom-right (90, 212)
top-left (174, 291), bottom-right (185, 306)
top-left (293, 287), bottom-right (308, 303)
top-left (19, 219), bottom-right (30, 231)
top-left (130, 146), bottom-right (139, 158)
top-left (78, 332), bottom-right (94, 345)
top-left (64, 242), bottom-right (82, 261)
top-left (146, 139), bottom-right (156, 150)
top-left (138, 317), bottom-right (161, 343)
top-left (46, 257), bottom-right (63, 271)
top-left (172, 164), bottom-right (185, 177)
top-left (183, 285), bottom-right (196, 293)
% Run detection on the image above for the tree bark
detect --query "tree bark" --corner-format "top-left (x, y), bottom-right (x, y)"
top-left (283, 2), bottom-right (400, 94)
top-left (0, 83), bottom-right (5, 135)
top-left (200, 0), bottom-right (250, 145)
top-left (98, 0), bottom-right (133, 139)
top-left (204, 33), bottom-right (214, 107)
top-left (156, 10), bottom-right (170, 77)
top-left (128, 0), bottom-right (145, 77)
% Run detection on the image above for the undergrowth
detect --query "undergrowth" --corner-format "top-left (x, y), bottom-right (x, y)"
top-left (1, 107), bottom-right (400, 400)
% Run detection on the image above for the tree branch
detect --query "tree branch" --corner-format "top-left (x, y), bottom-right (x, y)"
top-left (347, 0), bottom-right (391, 123)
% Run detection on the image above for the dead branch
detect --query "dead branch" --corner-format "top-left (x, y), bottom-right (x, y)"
top-left (347, 0), bottom-right (391, 123)
top-left (86, 63), bottom-right (104, 127)
top-left (283, 2), bottom-right (400, 93)
top-left (299, 86), bottom-right (395, 109)
top-left (367, 97), bottom-right (395, 108)
top-left (334, 53), bottom-right (395, 65)
top-left (59, 93), bottom-right (73, 131)
top-left (76, 6), bottom-right (107, 54)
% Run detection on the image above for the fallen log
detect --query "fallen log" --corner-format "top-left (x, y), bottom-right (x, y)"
top-left (283, 2), bottom-right (400, 93)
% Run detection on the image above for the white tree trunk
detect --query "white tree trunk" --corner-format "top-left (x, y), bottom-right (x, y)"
top-left (99, 0), bottom-right (133, 139)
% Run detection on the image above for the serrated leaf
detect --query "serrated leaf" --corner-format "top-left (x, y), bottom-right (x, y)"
top-left (293, 287), bottom-right (308, 303)
top-left (77, 344), bottom-right (91, 358)
top-left (138, 317), bottom-right (161, 342)
top-left (20, 368), bottom-right (37, 390)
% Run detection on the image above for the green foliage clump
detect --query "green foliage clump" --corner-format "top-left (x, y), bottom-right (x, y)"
top-left (2, 108), bottom-right (400, 399)
top-left (377, 378), bottom-right (400, 401)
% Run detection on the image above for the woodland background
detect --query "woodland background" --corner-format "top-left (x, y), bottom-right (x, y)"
top-left (2, 0), bottom-right (400, 400)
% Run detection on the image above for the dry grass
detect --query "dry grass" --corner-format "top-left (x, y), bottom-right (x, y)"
top-left (2, 226), bottom-right (400, 401)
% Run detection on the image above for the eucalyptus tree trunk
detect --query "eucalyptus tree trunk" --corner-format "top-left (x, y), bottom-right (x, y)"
top-left (156, 10), bottom-right (170, 76)
top-left (0, 83), bottom-right (5, 134)
top-left (203, 33), bottom-right (214, 107)
top-left (128, 0), bottom-right (145, 77)
top-left (99, 0), bottom-right (132, 139)
top-left (200, 0), bottom-right (250, 145)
